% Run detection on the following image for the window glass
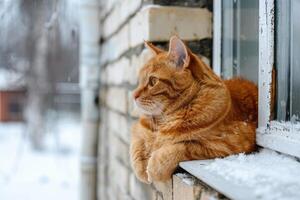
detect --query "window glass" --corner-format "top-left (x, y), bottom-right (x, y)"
top-left (221, 0), bottom-right (259, 83)
top-left (290, 0), bottom-right (300, 119)
top-left (276, 0), bottom-right (300, 121)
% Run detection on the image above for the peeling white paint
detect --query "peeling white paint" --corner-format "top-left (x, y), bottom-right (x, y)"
top-left (258, 0), bottom-right (274, 128)
top-left (257, 121), bottom-right (300, 158)
top-left (212, 0), bottom-right (222, 76)
top-left (256, 0), bottom-right (300, 159)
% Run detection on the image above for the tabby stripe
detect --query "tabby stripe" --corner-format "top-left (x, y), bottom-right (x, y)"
top-left (159, 79), bottom-right (176, 91)
top-left (175, 140), bottom-right (201, 145)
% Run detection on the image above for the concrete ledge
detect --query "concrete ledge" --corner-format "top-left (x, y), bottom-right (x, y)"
top-left (100, 6), bottom-right (212, 66)
top-left (152, 174), bottom-right (225, 200)
top-left (180, 149), bottom-right (300, 200)
top-left (130, 6), bottom-right (212, 47)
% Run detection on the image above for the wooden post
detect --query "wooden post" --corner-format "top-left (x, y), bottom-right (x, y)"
top-left (79, 1), bottom-right (101, 200)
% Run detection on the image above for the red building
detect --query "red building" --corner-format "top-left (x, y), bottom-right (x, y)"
top-left (0, 69), bottom-right (26, 122)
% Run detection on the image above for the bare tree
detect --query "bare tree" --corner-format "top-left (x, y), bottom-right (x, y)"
top-left (0, 0), bottom-right (79, 150)
top-left (20, 0), bottom-right (57, 149)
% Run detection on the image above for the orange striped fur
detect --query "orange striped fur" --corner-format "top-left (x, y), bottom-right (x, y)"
top-left (130, 36), bottom-right (257, 183)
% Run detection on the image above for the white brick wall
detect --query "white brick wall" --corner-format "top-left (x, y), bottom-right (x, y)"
top-left (100, 6), bottom-right (212, 65)
top-left (98, 1), bottom-right (213, 200)
top-left (101, 48), bottom-right (153, 86)
top-left (129, 173), bottom-right (152, 200)
top-left (107, 110), bottom-right (130, 143)
top-left (127, 91), bottom-right (139, 118)
top-left (129, 49), bottom-right (153, 85)
top-left (106, 57), bottom-right (131, 85)
top-left (100, 24), bottom-right (130, 66)
top-left (130, 6), bottom-right (212, 47)
top-left (102, 0), bottom-right (142, 38)
top-left (106, 87), bottom-right (128, 113)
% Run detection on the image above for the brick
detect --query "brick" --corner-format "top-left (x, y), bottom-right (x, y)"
top-left (200, 191), bottom-right (220, 200)
top-left (127, 90), bottom-right (140, 118)
top-left (144, 0), bottom-right (212, 9)
top-left (152, 192), bottom-right (163, 200)
top-left (107, 57), bottom-right (131, 85)
top-left (125, 68), bottom-right (137, 86)
top-left (104, 49), bottom-right (151, 86)
top-left (173, 174), bottom-right (202, 200)
top-left (99, 0), bottom-right (119, 20)
top-left (121, 194), bottom-right (135, 200)
top-left (106, 87), bottom-right (127, 113)
top-left (98, 110), bottom-right (109, 200)
top-left (129, 49), bottom-right (154, 85)
top-left (107, 110), bottom-right (130, 143)
top-left (102, 5), bottom-right (120, 37)
top-left (152, 180), bottom-right (173, 200)
top-left (107, 187), bottom-right (118, 200)
top-left (100, 67), bottom-right (108, 84)
top-left (130, 6), bottom-right (212, 48)
top-left (111, 134), bottom-right (130, 167)
top-left (99, 86), bottom-right (107, 106)
top-left (102, 0), bottom-right (142, 38)
top-left (101, 6), bottom-right (212, 65)
top-left (129, 173), bottom-right (152, 200)
top-left (108, 155), bottom-right (130, 194)
top-left (100, 24), bottom-right (130, 65)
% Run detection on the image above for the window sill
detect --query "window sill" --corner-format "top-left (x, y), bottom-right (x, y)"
top-left (179, 149), bottom-right (300, 200)
top-left (257, 121), bottom-right (300, 159)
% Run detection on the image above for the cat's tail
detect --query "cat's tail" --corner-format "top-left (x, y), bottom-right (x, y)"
top-left (224, 78), bottom-right (258, 123)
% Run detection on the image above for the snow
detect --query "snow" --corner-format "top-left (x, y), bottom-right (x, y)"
top-left (256, 121), bottom-right (300, 159)
top-left (0, 113), bottom-right (81, 200)
top-left (0, 69), bottom-right (25, 90)
top-left (259, 120), bottom-right (300, 141)
top-left (175, 173), bottom-right (197, 186)
top-left (202, 149), bottom-right (300, 200)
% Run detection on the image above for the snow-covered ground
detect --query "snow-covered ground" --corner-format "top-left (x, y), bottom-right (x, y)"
top-left (0, 112), bottom-right (81, 200)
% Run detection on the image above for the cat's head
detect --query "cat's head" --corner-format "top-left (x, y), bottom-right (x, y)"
top-left (133, 36), bottom-right (220, 116)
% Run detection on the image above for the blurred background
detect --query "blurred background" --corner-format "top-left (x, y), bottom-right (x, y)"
top-left (0, 0), bottom-right (80, 199)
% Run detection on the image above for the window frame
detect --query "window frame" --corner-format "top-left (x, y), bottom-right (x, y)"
top-left (213, 0), bottom-right (259, 83)
top-left (212, 0), bottom-right (222, 76)
top-left (213, 0), bottom-right (300, 159)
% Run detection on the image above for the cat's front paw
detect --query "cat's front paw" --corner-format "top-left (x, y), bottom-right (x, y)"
top-left (134, 167), bottom-right (150, 184)
top-left (146, 152), bottom-right (174, 183)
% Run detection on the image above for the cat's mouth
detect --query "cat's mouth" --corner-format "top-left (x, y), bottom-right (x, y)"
top-left (134, 99), bottom-right (163, 116)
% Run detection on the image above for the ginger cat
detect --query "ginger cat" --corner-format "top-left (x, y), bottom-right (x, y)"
top-left (130, 36), bottom-right (257, 183)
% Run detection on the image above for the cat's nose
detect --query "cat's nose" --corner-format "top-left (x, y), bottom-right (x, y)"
top-left (133, 91), bottom-right (140, 100)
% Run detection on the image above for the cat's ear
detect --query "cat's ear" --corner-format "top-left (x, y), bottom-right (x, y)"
top-left (144, 41), bottom-right (163, 55)
top-left (168, 36), bottom-right (190, 69)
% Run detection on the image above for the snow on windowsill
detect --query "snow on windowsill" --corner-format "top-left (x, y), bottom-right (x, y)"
top-left (180, 149), bottom-right (300, 200)
top-left (258, 121), bottom-right (300, 141)
top-left (175, 173), bottom-right (198, 186)
top-left (257, 121), bottom-right (300, 158)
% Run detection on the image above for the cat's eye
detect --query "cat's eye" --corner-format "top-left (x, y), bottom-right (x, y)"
top-left (148, 76), bottom-right (158, 87)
